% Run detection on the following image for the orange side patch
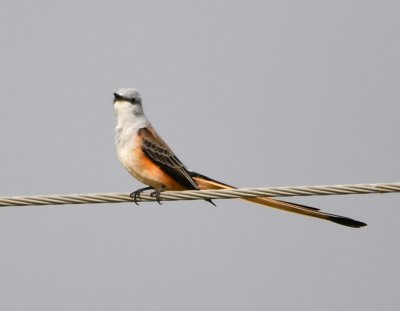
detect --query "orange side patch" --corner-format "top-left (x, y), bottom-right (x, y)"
top-left (129, 135), bottom-right (186, 191)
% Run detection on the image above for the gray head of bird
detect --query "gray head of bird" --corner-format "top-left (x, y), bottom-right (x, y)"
top-left (113, 88), bottom-right (145, 118)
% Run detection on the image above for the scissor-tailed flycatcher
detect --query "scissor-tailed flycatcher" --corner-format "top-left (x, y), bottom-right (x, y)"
top-left (113, 88), bottom-right (366, 228)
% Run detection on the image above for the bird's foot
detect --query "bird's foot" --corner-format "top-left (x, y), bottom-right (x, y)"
top-left (150, 186), bottom-right (165, 205)
top-left (129, 186), bottom-right (153, 205)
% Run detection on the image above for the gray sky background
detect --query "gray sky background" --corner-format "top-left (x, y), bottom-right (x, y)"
top-left (0, 1), bottom-right (399, 310)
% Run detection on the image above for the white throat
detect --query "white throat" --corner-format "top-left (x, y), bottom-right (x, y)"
top-left (114, 101), bottom-right (151, 131)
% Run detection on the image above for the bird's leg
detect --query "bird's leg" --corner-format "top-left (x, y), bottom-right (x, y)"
top-left (129, 186), bottom-right (154, 205)
top-left (150, 186), bottom-right (165, 205)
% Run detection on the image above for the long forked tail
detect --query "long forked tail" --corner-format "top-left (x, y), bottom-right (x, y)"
top-left (191, 172), bottom-right (366, 228)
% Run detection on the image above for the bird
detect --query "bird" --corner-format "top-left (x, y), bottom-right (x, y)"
top-left (113, 88), bottom-right (366, 228)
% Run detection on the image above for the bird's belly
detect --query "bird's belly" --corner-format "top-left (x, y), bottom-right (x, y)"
top-left (117, 141), bottom-right (183, 190)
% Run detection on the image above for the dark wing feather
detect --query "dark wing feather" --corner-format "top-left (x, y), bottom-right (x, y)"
top-left (139, 128), bottom-right (199, 190)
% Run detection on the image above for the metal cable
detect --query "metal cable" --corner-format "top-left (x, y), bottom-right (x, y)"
top-left (0, 182), bottom-right (398, 207)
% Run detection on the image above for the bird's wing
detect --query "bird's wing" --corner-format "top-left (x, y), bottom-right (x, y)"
top-left (138, 127), bottom-right (199, 190)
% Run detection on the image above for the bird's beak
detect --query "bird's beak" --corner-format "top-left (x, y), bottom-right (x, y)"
top-left (114, 93), bottom-right (123, 100)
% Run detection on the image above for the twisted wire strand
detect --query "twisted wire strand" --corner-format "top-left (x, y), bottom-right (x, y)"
top-left (0, 182), bottom-right (399, 207)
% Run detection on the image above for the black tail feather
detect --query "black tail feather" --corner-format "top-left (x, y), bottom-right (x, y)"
top-left (328, 215), bottom-right (367, 228)
top-left (206, 199), bottom-right (216, 206)
top-left (191, 171), bottom-right (367, 228)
